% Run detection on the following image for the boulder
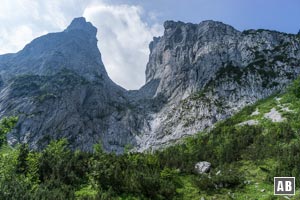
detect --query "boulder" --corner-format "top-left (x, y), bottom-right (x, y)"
top-left (195, 161), bottom-right (211, 174)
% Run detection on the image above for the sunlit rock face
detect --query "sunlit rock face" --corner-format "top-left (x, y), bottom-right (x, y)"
top-left (0, 18), bottom-right (300, 153)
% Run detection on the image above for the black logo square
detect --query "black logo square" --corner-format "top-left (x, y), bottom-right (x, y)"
top-left (274, 177), bottom-right (295, 195)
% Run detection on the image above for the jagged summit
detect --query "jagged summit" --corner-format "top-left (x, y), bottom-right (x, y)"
top-left (163, 20), bottom-right (186, 29)
top-left (163, 20), bottom-right (238, 33)
top-left (64, 17), bottom-right (97, 37)
top-left (0, 17), bottom-right (107, 82)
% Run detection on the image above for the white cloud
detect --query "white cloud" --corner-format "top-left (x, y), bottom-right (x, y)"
top-left (0, 0), bottom-right (92, 53)
top-left (0, 0), bottom-right (163, 90)
top-left (0, 25), bottom-right (40, 54)
top-left (83, 3), bottom-right (163, 89)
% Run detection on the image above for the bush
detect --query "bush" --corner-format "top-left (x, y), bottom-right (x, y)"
top-left (289, 78), bottom-right (300, 98)
top-left (193, 165), bottom-right (244, 191)
top-left (0, 116), bottom-right (18, 147)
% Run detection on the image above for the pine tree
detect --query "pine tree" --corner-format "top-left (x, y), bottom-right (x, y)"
top-left (16, 144), bottom-right (29, 174)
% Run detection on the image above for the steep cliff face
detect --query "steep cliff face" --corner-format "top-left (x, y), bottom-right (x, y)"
top-left (137, 20), bottom-right (300, 150)
top-left (0, 18), bottom-right (300, 152)
top-left (145, 20), bottom-right (240, 100)
top-left (146, 20), bottom-right (300, 101)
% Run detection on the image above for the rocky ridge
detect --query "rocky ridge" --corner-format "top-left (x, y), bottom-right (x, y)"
top-left (0, 18), bottom-right (300, 153)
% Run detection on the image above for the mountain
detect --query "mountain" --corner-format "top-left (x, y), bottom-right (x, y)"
top-left (137, 20), bottom-right (300, 150)
top-left (0, 17), bottom-right (133, 152)
top-left (0, 17), bottom-right (300, 152)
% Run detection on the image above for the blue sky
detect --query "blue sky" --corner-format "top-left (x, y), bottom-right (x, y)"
top-left (0, 0), bottom-right (299, 89)
top-left (134, 0), bottom-right (300, 34)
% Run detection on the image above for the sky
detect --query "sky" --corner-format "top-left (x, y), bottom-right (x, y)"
top-left (0, 0), bottom-right (299, 90)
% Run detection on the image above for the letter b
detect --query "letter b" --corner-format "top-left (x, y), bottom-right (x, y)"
top-left (286, 181), bottom-right (292, 191)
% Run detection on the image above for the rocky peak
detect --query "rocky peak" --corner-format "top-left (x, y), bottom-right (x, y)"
top-left (0, 17), bottom-right (107, 82)
top-left (64, 17), bottom-right (97, 37)
top-left (139, 20), bottom-right (300, 151)
top-left (145, 19), bottom-right (300, 105)
top-left (163, 20), bottom-right (186, 29)
top-left (145, 20), bottom-right (241, 100)
top-left (162, 20), bottom-right (239, 38)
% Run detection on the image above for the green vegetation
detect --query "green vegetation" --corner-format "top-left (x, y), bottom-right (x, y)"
top-left (10, 69), bottom-right (89, 101)
top-left (2, 78), bottom-right (300, 199)
top-left (0, 116), bottom-right (18, 147)
top-left (215, 62), bottom-right (243, 84)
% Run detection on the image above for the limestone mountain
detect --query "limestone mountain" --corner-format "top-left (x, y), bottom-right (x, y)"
top-left (0, 18), bottom-right (133, 152)
top-left (0, 18), bottom-right (299, 153)
top-left (137, 21), bottom-right (300, 150)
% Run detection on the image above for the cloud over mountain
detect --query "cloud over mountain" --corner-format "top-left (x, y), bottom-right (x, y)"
top-left (0, 0), bottom-right (162, 89)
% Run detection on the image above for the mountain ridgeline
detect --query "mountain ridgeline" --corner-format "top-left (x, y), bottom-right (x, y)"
top-left (0, 17), bottom-right (299, 153)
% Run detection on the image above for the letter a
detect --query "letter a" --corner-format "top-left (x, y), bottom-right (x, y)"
top-left (277, 181), bottom-right (284, 191)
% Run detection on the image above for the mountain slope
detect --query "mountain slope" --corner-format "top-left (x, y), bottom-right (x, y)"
top-left (0, 18), bottom-right (300, 152)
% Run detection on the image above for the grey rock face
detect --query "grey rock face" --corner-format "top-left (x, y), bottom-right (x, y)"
top-left (0, 18), bottom-right (300, 153)
top-left (0, 18), bottom-right (135, 153)
top-left (65, 17), bottom-right (97, 36)
top-left (195, 161), bottom-right (211, 174)
top-left (136, 20), bottom-right (300, 151)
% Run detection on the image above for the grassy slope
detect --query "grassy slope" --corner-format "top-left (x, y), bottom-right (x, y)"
top-left (173, 79), bottom-right (300, 199)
